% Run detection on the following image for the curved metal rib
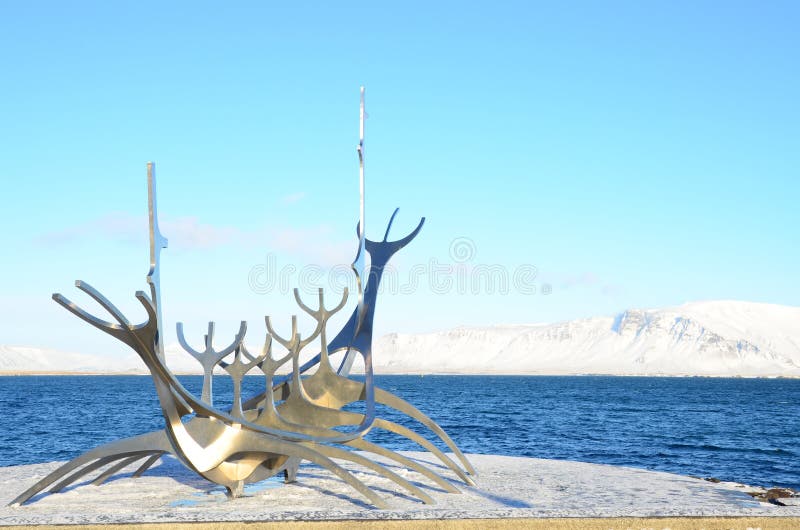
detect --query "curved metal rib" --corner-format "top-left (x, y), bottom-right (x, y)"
top-left (374, 387), bottom-right (476, 476)
top-left (297, 345), bottom-right (474, 477)
top-left (302, 444), bottom-right (434, 505)
top-left (50, 456), bottom-right (121, 493)
top-left (371, 418), bottom-right (475, 486)
top-left (132, 453), bottom-right (164, 478)
top-left (278, 394), bottom-right (474, 487)
top-left (10, 431), bottom-right (172, 506)
top-left (51, 293), bottom-right (131, 346)
top-left (74, 280), bottom-right (132, 328)
top-left (194, 429), bottom-right (389, 508)
top-left (92, 454), bottom-right (152, 486)
top-left (51, 452), bottom-right (152, 492)
top-left (346, 438), bottom-right (459, 494)
top-left (379, 208), bottom-right (426, 249)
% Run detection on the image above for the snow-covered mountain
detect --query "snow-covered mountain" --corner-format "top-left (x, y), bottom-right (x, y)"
top-left (372, 301), bottom-right (800, 377)
top-left (2, 301), bottom-right (799, 377)
top-left (0, 345), bottom-right (134, 374)
top-left (0, 344), bottom-right (204, 375)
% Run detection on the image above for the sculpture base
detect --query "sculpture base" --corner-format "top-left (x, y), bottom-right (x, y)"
top-left (2, 452), bottom-right (797, 526)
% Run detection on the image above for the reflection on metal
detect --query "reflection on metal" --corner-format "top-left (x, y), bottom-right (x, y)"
top-left (342, 85), bottom-right (368, 377)
top-left (147, 162), bottom-right (168, 362)
top-left (10, 91), bottom-right (475, 509)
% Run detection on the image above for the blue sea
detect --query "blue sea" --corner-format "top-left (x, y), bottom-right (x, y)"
top-left (1, 375), bottom-right (797, 489)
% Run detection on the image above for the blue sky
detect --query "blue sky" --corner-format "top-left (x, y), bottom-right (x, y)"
top-left (1, 1), bottom-right (798, 356)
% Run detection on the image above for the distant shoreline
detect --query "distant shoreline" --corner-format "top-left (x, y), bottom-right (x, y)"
top-left (2, 371), bottom-right (799, 379)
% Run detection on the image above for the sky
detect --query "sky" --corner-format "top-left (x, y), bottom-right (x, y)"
top-left (0, 1), bottom-right (798, 358)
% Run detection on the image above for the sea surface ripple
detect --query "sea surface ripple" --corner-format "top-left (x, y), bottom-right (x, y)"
top-left (0, 375), bottom-right (797, 489)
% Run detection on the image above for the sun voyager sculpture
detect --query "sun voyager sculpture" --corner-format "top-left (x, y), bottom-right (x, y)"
top-left (10, 88), bottom-right (475, 509)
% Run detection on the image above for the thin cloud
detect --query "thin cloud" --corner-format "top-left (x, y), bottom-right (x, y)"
top-left (35, 212), bottom-right (145, 247)
top-left (560, 272), bottom-right (600, 289)
top-left (36, 212), bottom-right (241, 250)
top-left (162, 217), bottom-right (240, 250)
top-left (549, 271), bottom-right (623, 297)
top-left (266, 225), bottom-right (354, 267)
top-left (36, 212), bottom-right (355, 265)
top-left (601, 283), bottom-right (624, 297)
top-left (281, 192), bottom-right (306, 204)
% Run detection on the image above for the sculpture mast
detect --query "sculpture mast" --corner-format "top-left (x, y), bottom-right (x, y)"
top-left (339, 87), bottom-right (367, 376)
top-left (146, 162), bottom-right (169, 361)
top-left (353, 86), bottom-right (367, 334)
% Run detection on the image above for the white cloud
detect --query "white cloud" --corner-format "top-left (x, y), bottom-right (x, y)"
top-left (161, 217), bottom-right (240, 250)
top-left (548, 271), bottom-right (623, 298)
top-left (35, 212), bottom-right (145, 246)
top-left (36, 212), bottom-right (242, 250)
top-left (36, 213), bottom-right (355, 266)
top-left (266, 225), bottom-right (354, 267)
top-left (281, 192), bottom-right (306, 204)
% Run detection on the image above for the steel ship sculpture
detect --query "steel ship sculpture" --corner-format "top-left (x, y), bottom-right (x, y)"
top-left (10, 88), bottom-right (475, 509)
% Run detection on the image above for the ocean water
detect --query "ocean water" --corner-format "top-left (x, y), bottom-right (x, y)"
top-left (0, 375), bottom-right (797, 489)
